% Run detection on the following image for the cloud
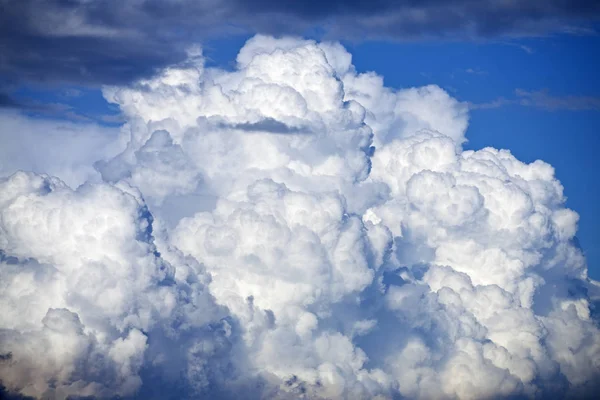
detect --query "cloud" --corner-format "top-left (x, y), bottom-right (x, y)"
top-left (1, 35), bottom-right (599, 399)
top-left (516, 88), bottom-right (600, 111)
top-left (467, 97), bottom-right (514, 110)
top-left (0, 93), bottom-right (22, 109)
top-left (465, 68), bottom-right (487, 75)
top-left (469, 88), bottom-right (600, 111)
top-left (1, 0), bottom-right (599, 86)
top-left (0, 91), bottom-right (124, 123)
top-left (61, 89), bottom-right (82, 98)
top-left (223, 118), bottom-right (308, 135)
top-left (0, 110), bottom-right (126, 188)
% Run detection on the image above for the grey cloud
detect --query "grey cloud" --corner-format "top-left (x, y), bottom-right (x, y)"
top-left (469, 89), bottom-right (600, 111)
top-left (0, 93), bottom-right (22, 109)
top-left (1, 0), bottom-right (599, 86)
top-left (225, 118), bottom-right (309, 134)
top-left (516, 88), bottom-right (600, 111)
top-left (0, 95), bottom-right (123, 124)
top-left (467, 97), bottom-right (514, 110)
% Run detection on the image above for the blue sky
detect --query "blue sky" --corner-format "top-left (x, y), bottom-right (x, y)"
top-left (9, 32), bottom-right (600, 278)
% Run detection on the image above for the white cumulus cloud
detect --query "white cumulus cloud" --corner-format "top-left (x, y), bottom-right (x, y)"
top-left (0, 35), bottom-right (599, 399)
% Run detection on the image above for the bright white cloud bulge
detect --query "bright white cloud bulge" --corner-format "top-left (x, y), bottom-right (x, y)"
top-left (1, 36), bottom-right (599, 399)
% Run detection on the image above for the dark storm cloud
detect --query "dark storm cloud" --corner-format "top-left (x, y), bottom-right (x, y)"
top-left (1, 0), bottom-right (599, 86)
top-left (0, 93), bottom-right (22, 108)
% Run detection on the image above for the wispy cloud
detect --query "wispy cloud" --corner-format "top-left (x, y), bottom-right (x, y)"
top-left (469, 89), bottom-right (600, 111)
top-left (516, 88), bottom-right (600, 111)
top-left (465, 67), bottom-right (487, 75)
top-left (498, 41), bottom-right (535, 54)
top-left (2, 96), bottom-right (124, 125)
top-left (519, 44), bottom-right (534, 54)
top-left (467, 97), bottom-right (513, 110)
top-left (62, 88), bottom-right (83, 98)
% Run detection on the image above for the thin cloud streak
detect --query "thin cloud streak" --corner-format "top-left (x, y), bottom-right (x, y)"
top-left (469, 89), bottom-right (600, 111)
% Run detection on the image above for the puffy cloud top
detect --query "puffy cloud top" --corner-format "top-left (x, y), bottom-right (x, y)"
top-left (1, 36), bottom-right (599, 399)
